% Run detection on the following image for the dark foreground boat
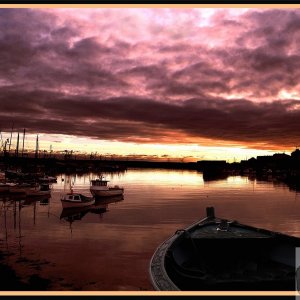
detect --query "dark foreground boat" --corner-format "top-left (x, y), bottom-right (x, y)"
top-left (150, 207), bottom-right (300, 291)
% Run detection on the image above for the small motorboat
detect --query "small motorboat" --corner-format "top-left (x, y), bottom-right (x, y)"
top-left (61, 192), bottom-right (95, 208)
top-left (90, 177), bottom-right (124, 197)
top-left (150, 207), bottom-right (300, 291)
top-left (7, 182), bottom-right (36, 194)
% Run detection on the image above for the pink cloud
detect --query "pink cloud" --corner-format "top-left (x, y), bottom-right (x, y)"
top-left (1, 8), bottom-right (300, 151)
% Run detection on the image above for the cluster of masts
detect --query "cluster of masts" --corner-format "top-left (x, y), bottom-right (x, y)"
top-left (0, 123), bottom-right (40, 158)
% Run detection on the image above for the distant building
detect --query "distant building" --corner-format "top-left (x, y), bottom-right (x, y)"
top-left (257, 155), bottom-right (273, 162)
top-left (272, 153), bottom-right (290, 160)
top-left (255, 153), bottom-right (291, 170)
top-left (291, 149), bottom-right (300, 160)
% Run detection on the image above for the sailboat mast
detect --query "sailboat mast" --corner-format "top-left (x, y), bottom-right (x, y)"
top-left (15, 132), bottom-right (19, 157)
top-left (21, 128), bottom-right (25, 157)
top-left (8, 123), bottom-right (14, 153)
top-left (0, 132), bottom-right (3, 155)
top-left (35, 134), bottom-right (39, 159)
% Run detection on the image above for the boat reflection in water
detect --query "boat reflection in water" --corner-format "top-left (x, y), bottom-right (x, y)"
top-left (22, 194), bottom-right (51, 207)
top-left (39, 197), bottom-right (50, 206)
top-left (60, 195), bottom-right (124, 224)
top-left (0, 194), bottom-right (52, 258)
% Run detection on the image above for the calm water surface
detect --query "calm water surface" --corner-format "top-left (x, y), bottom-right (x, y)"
top-left (1, 168), bottom-right (300, 291)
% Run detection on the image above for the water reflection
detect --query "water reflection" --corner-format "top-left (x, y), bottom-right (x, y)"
top-left (0, 195), bottom-right (51, 258)
top-left (202, 171), bottom-right (229, 182)
top-left (0, 169), bottom-right (300, 291)
top-left (40, 197), bottom-right (50, 206)
top-left (60, 195), bottom-right (124, 224)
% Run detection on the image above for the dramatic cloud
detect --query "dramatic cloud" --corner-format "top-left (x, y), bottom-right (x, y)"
top-left (1, 8), bottom-right (300, 152)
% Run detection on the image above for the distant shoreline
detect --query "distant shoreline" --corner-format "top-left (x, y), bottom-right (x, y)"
top-left (0, 156), bottom-right (199, 172)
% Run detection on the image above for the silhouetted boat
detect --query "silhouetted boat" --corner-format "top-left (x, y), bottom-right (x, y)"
top-left (7, 182), bottom-right (35, 194)
top-left (5, 170), bottom-right (41, 182)
top-left (90, 177), bottom-right (124, 197)
top-left (38, 175), bottom-right (57, 183)
top-left (5, 169), bottom-right (23, 180)
top-left (23, 193), bottom-right (51, 206)
top-left (25, 184), bottom-right (51, 197)
top-left (150, 207), bottom-right (300, 291)
top-left (61, 193), bottom-right (95, 208)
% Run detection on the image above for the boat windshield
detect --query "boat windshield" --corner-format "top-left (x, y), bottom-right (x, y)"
top-left (92, 180), bottom-right (108, 186)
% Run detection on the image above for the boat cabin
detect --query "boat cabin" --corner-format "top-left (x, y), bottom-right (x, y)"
top-left (91, 179), bottom-right (109, 187)
top-left (65, 194), bottom-right (82, 202)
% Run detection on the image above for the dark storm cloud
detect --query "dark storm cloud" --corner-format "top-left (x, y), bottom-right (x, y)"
top-left (1, 88), bottom-right (300, 148)
top-left (1, 8), bottom-right (300, 149)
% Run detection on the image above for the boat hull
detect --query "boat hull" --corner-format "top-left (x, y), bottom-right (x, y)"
top-left (26, 190), bottom-right (51, 197)
top-left (9, 187), bottom-right (28, 194)
top-left (90, 187), bottom-right (124, 197)
top-left (150, 207), bottom-right (300, 291)
top-left (61, 199), bottom-right (95, 209)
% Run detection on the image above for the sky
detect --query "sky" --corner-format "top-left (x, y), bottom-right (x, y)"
top-left (1, 8), bottom-right (300, 162)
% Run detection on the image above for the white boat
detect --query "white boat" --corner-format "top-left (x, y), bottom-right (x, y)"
top-left (61, 192), bottom-right (95, 208)
top-left (90, 177), bottom-right (124, 197)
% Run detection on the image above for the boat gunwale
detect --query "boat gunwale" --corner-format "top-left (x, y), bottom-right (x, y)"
top-left (149, 214), bottom-right (300, 291)
top-left (149, 215), bottom-right (213, 291)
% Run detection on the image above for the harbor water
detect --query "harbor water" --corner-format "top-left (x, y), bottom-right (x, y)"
top-left (0, 168), bottom-right (300, 291)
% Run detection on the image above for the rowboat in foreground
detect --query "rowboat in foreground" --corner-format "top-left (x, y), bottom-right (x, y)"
top-left (61, 192), bottom-right (95, 208)
top-left (150, 207), bottom-right (300, 291)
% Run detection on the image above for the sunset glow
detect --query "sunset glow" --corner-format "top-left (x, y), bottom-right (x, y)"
top-left (1, 8), bottom-right (299, 162)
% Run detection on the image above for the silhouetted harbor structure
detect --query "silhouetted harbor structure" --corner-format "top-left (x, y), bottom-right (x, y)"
top-left (239, 149), bottom-right (300, 190)
top-left (1, 131), bottom-right (300, 190)
top-left (195, 149), bottom-right (300, 191)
